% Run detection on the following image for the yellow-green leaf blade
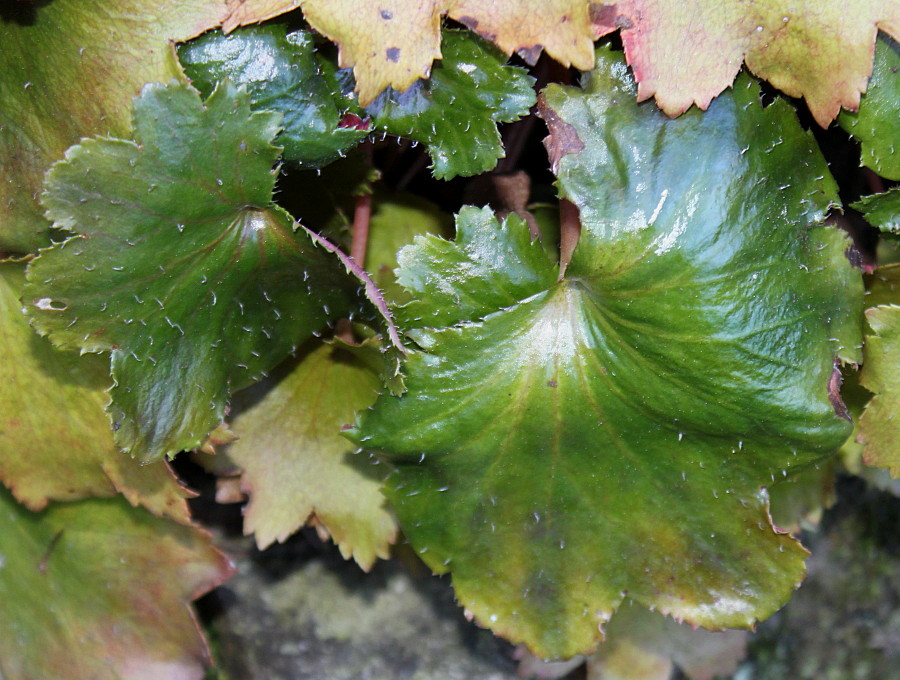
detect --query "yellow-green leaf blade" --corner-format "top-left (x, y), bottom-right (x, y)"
top-left (225, 341), bottom-right (396, 569)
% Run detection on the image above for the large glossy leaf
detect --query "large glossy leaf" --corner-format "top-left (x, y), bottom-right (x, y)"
top-left (0, 264), bottom-right (191, 522)
top-left (0, 488), bottom-right (233, 680)
top-left (25, 81), bottom-right (362, 462)
top-left (0, 0), bottom-right (231, 254)
top-left (839, 33), bottom-right (900, 181)
top-left (362, 29), bottom-right (536, 179)
top-left (178, 25), bottom-right (368, 168)
top-left (223, 340), bottom-right (396, 568)
top-left (351, 50), bottom-right (863, 658)
top-left (592, 1), bottom-right (900, 127)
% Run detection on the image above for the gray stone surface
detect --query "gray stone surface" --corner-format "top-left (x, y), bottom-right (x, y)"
top-left (205, 536), bottom-right (528, 680)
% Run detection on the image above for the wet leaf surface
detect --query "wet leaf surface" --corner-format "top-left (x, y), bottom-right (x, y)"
top-left (362, 30), bottom-right (536, 179)
top-left (0, 487), bottom-right (233, 680)
top-left (25, 81), bottom-right (362, 462)
top-left (0, 264), bottom-right (191, 522)
top-left (178, 25), bottom-right (368, 168)
top-left (351, 49), bottom-right (863, 658)
top-left (839, 33), bottom-right (900, 180)
top-left (854, 186), bottom-right (900, 235)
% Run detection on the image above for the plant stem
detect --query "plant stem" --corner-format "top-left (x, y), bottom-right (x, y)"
top-left (558, 198), bottom-right (581, 279)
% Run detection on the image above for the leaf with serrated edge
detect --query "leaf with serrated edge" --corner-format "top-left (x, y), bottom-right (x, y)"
top-left (351, 49), bottom-right (863, 658)
top-left (854, 186), bottom-right (900, 235)
top-left (592, 1), bottom-right (900, 127)
top-left (0, 263), bottom-right (191, 522)
top-left (178, 25), bottom-right (368, 168)
top-left (364, 29), bottom-right (536, 179)
top-left (223, 0), bottom-right (302, 32)
top-left (0, 0), bottom-right (232, 254)
top-left (299, 0), bottom-right (594, 106)
top-left (225, 340), bottom-right (395, 569)
top-left (25, 81), bottom-right (361, 462)
top-left (0, 488), bottom-right (233, 680)
top-left (859, 305), bottom-right (900, 476)
top-left (839, 33), bottom-right (900, 181)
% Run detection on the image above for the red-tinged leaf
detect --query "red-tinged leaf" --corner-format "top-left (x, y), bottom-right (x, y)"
top-left (0, 488), bottom-right (233, 680)
top-left (592, 0), bottom-right (900, 127)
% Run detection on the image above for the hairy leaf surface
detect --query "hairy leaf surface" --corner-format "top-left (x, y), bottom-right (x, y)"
top-left (363, 30), bottom-right (536, 179)
top-left (225, 341), bottom-right (396, 568)
top-left (352, 50), bottom-right (863, 657)
top-left (0, 0), bottom-right (231, 254)
top-left (0, 488), bottom-right (232, 680)
top-left (178, 25), bottom-right (368, 168)
top-left (592, 0), bottom-right (900, 127)
top-left (854, 186), bottom-right (900, 235)
top-left (0, 264), bottom-right (191, 521)
top-left (25, 82), bottom-right (361, 462)
top-left (839, 33), bottom-right (900, 181)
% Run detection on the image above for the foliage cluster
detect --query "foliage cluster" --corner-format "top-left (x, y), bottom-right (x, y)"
top-left (0, 2), bottom-right (898, 677)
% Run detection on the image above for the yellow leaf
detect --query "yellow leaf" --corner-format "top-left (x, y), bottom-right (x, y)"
top-left (300, 0), bottom-right (595, 105)
top-left (592, 0), bottom-right (900, 127)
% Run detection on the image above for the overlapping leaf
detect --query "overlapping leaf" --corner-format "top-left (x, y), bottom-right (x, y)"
top-left (178, 25), bottom-right (368, 168)
top-left (351, 50), bottom-right (863, 658)
top-left (223, 340), bottom-right (396, 568)
top-left (592, 0), bottom-right (900, 127)
top-left (178, 26), bottom-right (535, 179)
top-left (0, 487), bottom-right (233, 680)
top-left (0, 264), bottom-right (191, 522)
top-left (362, 29), bottom-right (536, 179)
top-left (0, 0), bottom-right (232, 254)
top-left (854, 186), bottom-right (900, 235)
top-left (25, 81), bottom-right (363, 462)
top-left (300, 0), bottom-right (593, 105)
top-left (839, 33), bottom-right (900, 181)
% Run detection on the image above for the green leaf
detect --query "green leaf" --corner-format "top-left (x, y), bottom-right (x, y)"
top-left (178, 25), bottom-right (368, 168)
top-left (0, 263), bottom-right (191, 522)
top-left (853, 186), bottom-right (900, 235)
top-left (839, 32), bottom-right (900, 181)
top-left (362, 29), bottom-right (536, 179)
top-left (395, 206), bottom-right (558, 329)
top-left (0, 487), bottom-right (232, 679)
top-left (351, 50), bottom-right (863, 658)
top-left (222, 340), bottom-right (396, 569)
top-left (858, 305), bottom-right (900, 476)
top-left (25, 81), bottom-right (362, 462)
top-left (0, 0), bottom-right (229, 254)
